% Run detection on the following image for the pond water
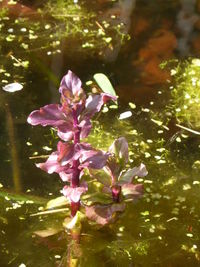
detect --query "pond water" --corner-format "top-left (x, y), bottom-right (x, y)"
top-left (1, 0), bottom-right (200, 266)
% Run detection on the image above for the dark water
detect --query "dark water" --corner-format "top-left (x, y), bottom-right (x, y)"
top-left (1, 0), bottom-right (200, 266)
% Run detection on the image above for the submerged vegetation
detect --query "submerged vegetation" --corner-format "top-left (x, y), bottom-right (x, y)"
top-left (0, 0), bottom-right (129, 56)
top-left (43, 0), bottom-right (129, 53)
top-left (168, 58), bottom-right (200, 129)
top-left (0, 0), bottom-right (130, 91)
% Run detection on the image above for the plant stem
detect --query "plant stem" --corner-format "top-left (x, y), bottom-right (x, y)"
top-left (71, 108), bottom-right (81, 216)
top-left (111, 185), bottom-right (121, 203)
top-left (71, 161), bottom-right (80, 187)
top-left (72, 109), bottom-right (80, 144)
top-left (72, 108), bottom-right (81, 188)
top-left (71, 201), bottom-right (80, 217)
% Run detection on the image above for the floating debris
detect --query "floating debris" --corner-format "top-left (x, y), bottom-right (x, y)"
top-left (129, 102), bottom-right (136, 109)
top-left (186, 233), bottom-right (193, 238)
top-left (42, 146), bottom-right (52, 151)
top-left (119, 111), bottom-right (132, 120)
top-left (176, 124), bottom-right (200, 135)
top-left (2, 82), bottom-right (23, 92)
top-left (167, 217), bottom-right (178, 222)
top-left (183, 184), bottom-right (191, 190)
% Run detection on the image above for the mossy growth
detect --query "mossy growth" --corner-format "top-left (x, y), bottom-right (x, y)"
top-left (40, 0), bottom-right (129, 55)
top-left (167, 58), bottom-right (200, 129)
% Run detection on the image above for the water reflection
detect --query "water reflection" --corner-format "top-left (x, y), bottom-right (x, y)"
top-left (5, 102), bottom-right (22, 192)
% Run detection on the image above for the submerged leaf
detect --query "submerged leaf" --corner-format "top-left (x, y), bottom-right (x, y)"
top-left (82, 192), bottom-right (112, 205)
top-left (0, 189), bottom-right (46, 204)
top-left (109, 137), bottom-right (129, 164)
top-left (63, 211), bottom-right (85, 230)
top-left (80, 149), bottom-right (109, 169)
top-left (122, 183), bottom-right (143, 200)
top-left (119, 163), bottom-right (148, 184)
top-left (90, 169), bottom-right (111, 187)
top-left (30, 208), bottom-right (69, 217)
top-left (93, 73), bottom-right (117, 97)
top-left (46, 196), bottom-right (69, 210)
top-left (34, 228), bottom-right (62, 237)
top-left (85, 203), bottom-right (125, 225)
top-left (36, 151), bottom-right (70, 175)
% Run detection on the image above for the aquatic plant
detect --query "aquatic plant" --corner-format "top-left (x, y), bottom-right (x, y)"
top-left (102, 137), bottom-right (147, 203)
top-left (28, 70), bottom-right (146, 231)
top-left (85, 137), bottom-right (147, 225)
top-left (171, 58), bottom-right (200, 129)
top-left (160, 58), bottom-right (200, 129)
top-left (28, 70), bottom-right (116, 216)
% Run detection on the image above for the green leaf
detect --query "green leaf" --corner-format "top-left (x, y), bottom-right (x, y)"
top-left (63, 211), bottom-right (85, 231)
top-left (119, 164), bottom-right (148, 185)
top-left (85, 203), bottom-right (126, 225)
top-left (90, 169), bottom-right (111, 187)
top-left (122, 184), bottom-right (143, 200)
top-left (0, 189), bottom-right (47, 204)
top-left (46, 196), bottom-right (69, 210)
top-left (93, 73), bottom-right (117, 97)
top-left (30, 207), bottom-right (69, 217)
top-left (109, 137), bottom-right (129, 164)
top-left (34, 227), bottom-right (62, 237)
top-left (82, 192), bottom-right (112, 205)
